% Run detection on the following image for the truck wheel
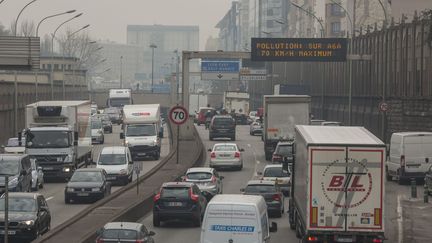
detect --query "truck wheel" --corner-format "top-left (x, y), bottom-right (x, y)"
top-left (265, 153), bottom-right (271, 161)
top-left (154, 153), bottom-right (160, 160)
top-left (397, 170), bottom-right (404, 185)
top-left (209, 135), bottom-right (213, 141)
top-left (386, 168), bottom-right (393, 181)
top-left (295, 220), bottom-right (302, 238)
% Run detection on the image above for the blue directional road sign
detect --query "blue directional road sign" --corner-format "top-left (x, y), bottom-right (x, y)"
top-left (152, 84), bottom-right (170, 93)
top-left (201, 60), bottom-right (240, 81)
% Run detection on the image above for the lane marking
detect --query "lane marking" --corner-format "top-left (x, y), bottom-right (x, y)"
top-left (46, 196), bottom-right (54, 201)
top-left (397, 194), bottom-right (403, 243)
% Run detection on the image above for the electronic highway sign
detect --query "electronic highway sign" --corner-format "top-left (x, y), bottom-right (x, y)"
top-left (251, 38), bottom-right (348, 62)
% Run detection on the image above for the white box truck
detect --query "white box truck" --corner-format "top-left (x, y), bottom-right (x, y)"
top-left (120, 104), bottom-right (162, 160)
top-left (224, 91), bottom-right (250, 115)
top-left (289, 125), bottom-right (385, 243)
top-left (262, 95), bottom-right (311, 161)
top-left (107, 88), bottom-right (132, 108)
top-left (23, 101), bottom-right (92, 179)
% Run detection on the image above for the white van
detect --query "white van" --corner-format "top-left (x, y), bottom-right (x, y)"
top-left (200, 194), bottom-right (277, 243)
top-left (96, 146), bottom-right (134, 186)
top-left (386, 132), bottom-right (432, 184)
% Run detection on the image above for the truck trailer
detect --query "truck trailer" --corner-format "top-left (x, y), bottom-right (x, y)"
top-left (289, 125), bottom-right (385, 243)
top-left (262, 95), bottom-right (311, 161)
top-left (224, 91), bottom-right (250, 115)
top-left (24, 101), bottom-right (92, 179)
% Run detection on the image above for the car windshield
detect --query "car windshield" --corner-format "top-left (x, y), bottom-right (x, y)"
top-left (275, 145), bottom-right (293, 155)
top-left (245, 185), bottom-right (276, 193)
top-left (102, 229), bottom-right (137, 240)
top-left (126, 124), bottom-right (156, 136)
top-left (109, 98), bottom-right (131, 108)
top-left (92, 120), bottom-right (102, 129)
top-left (26, 131), bottom-right (70, 148)
top-left (0, 198), bottom-right (36, 212)
top-left (213, 118), bottom-right (233, 126)
top-left (161, 187), bottom-right (190, 199)
top-left (263, 167), bottom-right (290, 177)
top-left (7, 138), bottom-right (25, 147)
top-left (186, 172), bottom-right (212, 180)
top-left (0, 159), bottom-right (19, 175)
top-left (70, 171), bottom-right (103, 182)
top-left (214, 145), bottom-right (237, 152)
top-left (98, 154), bottom-right (126, 165)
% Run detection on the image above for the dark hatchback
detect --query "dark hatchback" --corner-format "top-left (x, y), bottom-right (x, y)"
top-left (153, 182), bottom-right (209, 227)
top-left (241, 180), bottom-right (284, 218)
top-left (0, 193), bottom-right (51, 241)
top-left (271, 141), bottom-right (294, 164)
top-left (64, 168), bottom-right (111, 204)
top-left (209, 115), bottom-right (236, 141)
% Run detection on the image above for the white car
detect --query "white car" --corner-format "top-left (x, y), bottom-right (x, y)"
top-left (2, 137), bottom-right (25, 154)
top-left (95, 146), bottom-right (134, 186)
top-left (184, 167), bottom-right (224, 195)
top-left (258, 164), bottom-right (291, 196)
top-left (31, 159), bottom-right (44, 191)
top-left (208, 143), bottom-right (244, 170)
top-left (91, 118), bottom-right (105, 144)
top-left (321, 121), bottom-right (341, 126)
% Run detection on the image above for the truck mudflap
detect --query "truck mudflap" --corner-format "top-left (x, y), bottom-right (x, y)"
top-left (303, 231), bottom-right (385, 243)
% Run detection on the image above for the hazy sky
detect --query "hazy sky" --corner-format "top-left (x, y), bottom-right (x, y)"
top-left (0, 0), bottom-right (233, 49)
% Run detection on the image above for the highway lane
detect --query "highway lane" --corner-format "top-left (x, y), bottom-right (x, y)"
top-left (139, 124), bottom-right (298, 243)
top-left (38, 124), bottom-right (169, 229)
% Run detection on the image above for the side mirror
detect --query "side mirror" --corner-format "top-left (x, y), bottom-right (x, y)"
top-left (257, 171), bottom-right (263, 176)
top-left (239, 148), bottom-right (245, 152)
top-left (207, 148), bottom-right (212, 152)
top-left (37, 166), bottom-right (43, 171)
top-left (269, 222), bottom-right (278, 232)
top-left (40, 206), bottom-right (49, 212)
top-left (240, 188), bottom-right (245, 192)
top-left (129, 160), bottom-right (133, 164)
top-left (120, 133), bottom-right (125, 139)
top-left (201, 191), bottom-right (213, 202)
top-left (148, 231), bottom-right (156, 236)
top-left (96, 228), bottom-right (103, 236)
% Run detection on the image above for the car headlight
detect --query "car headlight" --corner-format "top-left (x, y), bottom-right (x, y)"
top-left (63, 167), bottom-right (71, 172)
top-left (21, 220), bottom-right (34, 226)
top-left (91, 187), bottom-right (101, 192)
top-left (8, 177), bottom-right (18, 187)
top-left (66, 187), bottom-right (74, 192)
top-left (119, 169), bottom-right (127, 175)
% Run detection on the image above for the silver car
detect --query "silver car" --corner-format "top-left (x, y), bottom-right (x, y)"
top-left (184, 167), bottom-right (224, 195)
top-left (249, 121), bottom-right (263, 135)
top-left (91, 118), bottom-right (105, 144)
top-left (208, 143), bottom-right (244, 170)
top-left (258, 164), bottom-right (291, 196)
top-left (31, 159), bottom-right (44, 191)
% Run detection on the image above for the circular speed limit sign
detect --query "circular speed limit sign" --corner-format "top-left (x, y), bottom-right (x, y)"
top-left (169, 105), bottom-right (189, 125)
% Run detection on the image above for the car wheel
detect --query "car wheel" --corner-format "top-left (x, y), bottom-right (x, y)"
top-left (386, 168), bottom-right (392, 181)
top-left (33, 226), bottom-right (41, 240)
top-left (275, 210), bottom-right (282, 218)
top-left (193, 214), bottom-right (202, 227)
top-left (128, 174), bottom-right (133, 183)
top-left (154, 153), bottom-right (160, 160)
top-left (397, 169), bottom-right (404, 185)
top-left (153, 215), bottom-right (161, 227)
top-left (65, 196), bottom-right (71, 204)
top-left (209, 136), bottom-right (213, 141)
top-left (295, 219), bottom-right (302, 238)
top-left (231, 136), bottom-right (236, 141)
top-left (39, 181), bottom-right (44, 189)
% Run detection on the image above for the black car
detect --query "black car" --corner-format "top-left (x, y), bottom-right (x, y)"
top-left (96, 222), bottom-right (155, 243)
top-left (0, 193), bottom-right (51, 241)
top-left (105, 107), bottom-right (122, 125)
top-left (241, 180), bottom-right (284, 218)
top-left (96, 114), bottom-right (113, 133)
top-left (153, 182), bottom-right (209, 227)
top-left (0, 154), bottom-right (32, 193)
top-left (64, 168), bottom-right (111, 203)
top-left (271, 141), bottom-right (294, 164)
top-left (209, 115), bottom-right (236, 141)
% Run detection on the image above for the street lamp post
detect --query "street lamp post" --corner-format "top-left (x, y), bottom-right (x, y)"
top-left (174, 49), bottom-right (180, 102)
top-left (50, 12), bottom-right (83, 99)
top-left (14, 0), bottom-right (38, 36)
top-left (150, 44), bottom-right (157, 93)
top-left (120, 56), bottom-right (123, 88)
top-left (36, 10), bottom-right (76, 37)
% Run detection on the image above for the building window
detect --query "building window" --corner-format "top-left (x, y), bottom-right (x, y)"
top-left (266, 20), bottom-right (274, 28)
top-left (267, 9), bottom-right (273, 16)
top-left (68, 64), bottom-right (72, 70)
top-left (54, 64), bottom-right (59, 70)
top-left (330, 3), bottom-right (342, 16)
top-left (331, 22), bottom-right (341, 34)
top-left (47, 64), bottom-right (52, 70)
top-left (42, 64), bottom-right (46, 70)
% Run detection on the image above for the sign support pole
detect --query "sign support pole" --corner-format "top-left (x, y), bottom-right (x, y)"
top-left (176, 124), bottom-right (179, 164)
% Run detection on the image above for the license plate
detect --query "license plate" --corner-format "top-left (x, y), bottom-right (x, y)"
top-left (43, 167), bottom-right (54, 171)
top-left (107, 176), bottom-right (116, 180)
top-left (220, 154), bottom-right (231, 157)
top-left (77, 193), bottom-right (89, 196)
top-left (0, 230), bottom-right (16, 235)
top-left (168, 202), bottom-right (183, 206)
top-left (138, 153), bottom-right (146, 156)
top-left (336, 236), bottom-right (355, 242)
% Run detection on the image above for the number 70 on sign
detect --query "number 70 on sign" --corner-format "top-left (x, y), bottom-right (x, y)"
top-left (169, 105), bottom-right (189, 125)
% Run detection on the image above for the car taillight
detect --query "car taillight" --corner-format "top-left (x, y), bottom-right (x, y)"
top-left (272, 154), bottom-right (282, 160)
top-left (400, 155), bottom-right (405, 167)
top-left (211, 176), bottom-right (216, 183)
top-left (189, 188), bottom-right (199, 202)
top-left (372, 238), bottom-right (383, 243)
top-left (153, 193), bottom-right (161, 202)
top-left (272, 194), bottom-right (281, 201)
top-left (211, 152), bottom-right (216, 158)
top-left (235, 152), bottom-right (240, 158)
top-left (135, 240), bottom-right (145, 243)
top-left (96, 238), bottom-right (104, 243)
top-left (307, 236), bottom-right (318, 242)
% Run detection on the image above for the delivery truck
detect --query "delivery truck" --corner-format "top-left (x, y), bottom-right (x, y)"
top-left (107, 88), bottom-right (132, 108)
top-left (120, 104), bottom-right (162, 160)
top-left (289, 125), bottom-right (385, 243)
top-left (224, 91), bottom-right (250, 115)
top-left (23, 101), bottom-right (92, 179)
top-left (262, 95), bottom-right (310, 161)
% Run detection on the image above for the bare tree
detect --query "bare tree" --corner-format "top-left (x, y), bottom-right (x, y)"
top-left (19, 20), bottom-right (35, 37)
top-left (0, 22), bottom-right (11, 36)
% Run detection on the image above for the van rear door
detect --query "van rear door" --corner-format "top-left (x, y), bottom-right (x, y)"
top-left (202, 204), bottom-right (259, 243)
top-left (403, 134), bottom-right (432, 173)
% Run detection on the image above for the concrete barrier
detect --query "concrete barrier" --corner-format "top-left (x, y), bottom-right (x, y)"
top-left (34, 119), bottom-right (205, 242)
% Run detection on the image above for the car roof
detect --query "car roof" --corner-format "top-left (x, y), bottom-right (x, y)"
top-left (209, 194), bottom-right (266, 207)
top-left (263, 164), bottom-right (283, 169)
top-left (100, 146), bottom-right (127, 154)
top-left (186, 167), bottom-right (214, 173)
top-left (213, 115), bottom-right (233, 119)
top-left (29, 127), bottom-right (69, 131)
top-left (75, 168), bottom-right (105, 172)
top-left (162, 182), bottom-right (194, 187)
top-left (103, 222), bottom-right (143, 231)
top-left (392, 132), bottom-right (432, 137)
top-left (276, 141), bottom-right (294, 146)
top-left (213, 143), bottom-right (237, 147)
top-left (0, 192), bottom-right (40, 199)
top-left (247, 180), bottom-right (276, 185)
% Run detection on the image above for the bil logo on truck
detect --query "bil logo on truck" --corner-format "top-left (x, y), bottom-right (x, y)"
top-left (321, 158), bottom-right (373, 208)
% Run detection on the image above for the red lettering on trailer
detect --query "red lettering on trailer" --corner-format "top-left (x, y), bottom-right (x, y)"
top-left (329, 176), bottom-right (344, 187)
